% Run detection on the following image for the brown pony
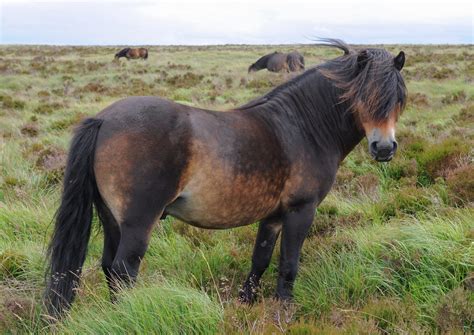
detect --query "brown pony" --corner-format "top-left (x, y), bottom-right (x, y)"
top-left (248, 51), bottom-right (305, 73)
top-left (45, 39), bottom-right (406, 317)
top-left (114, 47), bottom-right (148, 60)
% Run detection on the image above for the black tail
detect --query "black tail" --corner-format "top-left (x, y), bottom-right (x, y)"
top-left (144, 49), bottom-right (148, 59)
top-left (44, 118), bottom-right (103, 318)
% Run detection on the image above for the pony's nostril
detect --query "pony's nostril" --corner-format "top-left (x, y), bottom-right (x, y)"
top-left (392, 141), bottom-right (398, 152)
top-left (370, 141), bottom-right (378, 153)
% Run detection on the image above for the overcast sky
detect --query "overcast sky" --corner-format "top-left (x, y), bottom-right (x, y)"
top-left (1, 0), bottom-right (472, 45)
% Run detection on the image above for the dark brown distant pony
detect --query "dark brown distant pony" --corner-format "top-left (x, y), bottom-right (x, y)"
top-left (45, 39), bottom-right (406, 318)
top-left (248, 51), bottom-right (305, 73)
top-left (114, 47), bottom-right (148, 60)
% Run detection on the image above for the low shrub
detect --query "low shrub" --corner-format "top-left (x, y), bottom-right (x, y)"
top-left (435, 287), bottom-right (473, 334)
top-left (33, 102), bottom-right (64, 115)
top-left (0, 94), bottom-right (26, 110)
top-left (441, 90), bottom-right (467, 104)
top-left (392, 186), bottom-right (433, 215)
top-left (50, 112), bottom-right (87, 131)
top-left (407, 92), bottom-right (430, 108)
top-left (417, 138), bottom-right (470, 183)
top-left (454, 103), bottom-right (474, 124)
top-left (166, 72), bottom-right (204, 88)
top-left (245, 79), bottom-right (273, 90)
top-left (446, 164), bottom-right (474, 205)
top-left (381, 158), bottom-right (418, 181)
top-left (35, 146), bottom-right (67, 185)
top-left (20, 123), bottom-right (39, 137)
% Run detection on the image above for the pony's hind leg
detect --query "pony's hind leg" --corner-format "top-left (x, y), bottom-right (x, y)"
top-left (109, 200), bottom-right (165, 292)
top-left (239, 216), bottom-right (282, 303)
top-left (96, 200), bottom-right (121, 298)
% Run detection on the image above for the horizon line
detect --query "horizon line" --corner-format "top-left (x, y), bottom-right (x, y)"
top-left (1, 42), bottom-right (473, 47)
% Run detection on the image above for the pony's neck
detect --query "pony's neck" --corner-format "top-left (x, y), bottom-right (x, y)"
top-left (247, 68), bottom-right (365, 161)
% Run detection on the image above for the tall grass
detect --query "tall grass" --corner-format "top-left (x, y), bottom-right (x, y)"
top-left (296, 210), bottom-right (473, 326)
top-left (57, 281), bottom-right (223, 334)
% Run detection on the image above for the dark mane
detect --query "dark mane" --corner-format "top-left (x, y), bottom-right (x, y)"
top-left (238, 67), bottom-right (320, 109)
top-left (238, 65), bottom-right (353, 152)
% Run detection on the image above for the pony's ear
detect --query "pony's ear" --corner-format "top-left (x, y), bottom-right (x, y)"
top-left (394, 51), bottom-right (405, 71)
top-left (357, 50), bottom-right (370, 70)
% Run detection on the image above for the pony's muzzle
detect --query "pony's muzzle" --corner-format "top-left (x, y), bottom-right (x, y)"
top-left (369, 140), bottom-right (397, 162)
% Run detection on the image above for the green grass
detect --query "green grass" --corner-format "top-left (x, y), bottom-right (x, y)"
top-left (296, 211), bottom-right (473, 318)
top-left (58, 282), bottom-right (224, 334)
top-left (0, 44), bottom-right (473, 334)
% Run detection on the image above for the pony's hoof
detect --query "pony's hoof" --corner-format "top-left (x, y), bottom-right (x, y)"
top-left (274, 292), bottom-right (294, 303)
top-left (238, 286), bottom-right (258, 304)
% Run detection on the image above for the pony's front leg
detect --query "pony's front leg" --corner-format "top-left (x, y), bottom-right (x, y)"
top-left (276, 203), bottom-right (315, 300)
top-left (239, 216), bottom-right (282, 304)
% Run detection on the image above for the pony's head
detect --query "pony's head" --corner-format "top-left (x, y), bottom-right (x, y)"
top-left (114, 48), bottom-right (130, 60)
top-left (320, 39), bottom-right (407, 162)
top-left (248, 63), bottom-right (258, 73)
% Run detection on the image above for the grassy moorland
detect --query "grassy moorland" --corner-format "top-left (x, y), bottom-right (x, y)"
top-left (0, 44), bottom-right (473, 334)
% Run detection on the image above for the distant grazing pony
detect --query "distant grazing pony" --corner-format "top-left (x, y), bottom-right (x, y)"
top-left (248, 51), bottom-right (305, 73)
top-left (45, 39), bottom-right (406, 318)
top-left (114, 48), bottom-right (148, 60)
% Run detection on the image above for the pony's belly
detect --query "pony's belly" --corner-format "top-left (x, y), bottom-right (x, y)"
top-left (165, 181), bottom-right (281, 229)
